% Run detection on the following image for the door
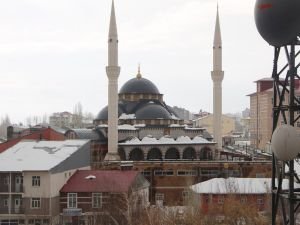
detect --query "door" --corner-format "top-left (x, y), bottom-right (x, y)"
top-left (15, 176), bottom-right (22, 192)
top-left (14, 198), bottom-right (21, 213)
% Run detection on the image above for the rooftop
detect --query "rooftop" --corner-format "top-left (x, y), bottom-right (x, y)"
top-left (0, 140), bottom-right (89, 171)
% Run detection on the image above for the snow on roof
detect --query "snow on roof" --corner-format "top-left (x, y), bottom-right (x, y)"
top-left (193, 136), bottom-right (212, 144)
top-left (190, 177), bottom-right (300, 194)
top-left (120, 135), bottom-right (214, 146)
top-left (159, 136), bottom-right (176, 143)
top-left (0, 140), bottom-right (89, 172)
top-left (169, 124), bottom-right (185, 128)
top-left (118, 124), bottom-right (137, 130)
top-left (134, 124), bottom-right (146, 128)
top-left (176, 136), bottom-right (191, 142)
top-left (119, 113), bottom-right (136, 119)
top-left (171, 114), bottom-right (179, 120)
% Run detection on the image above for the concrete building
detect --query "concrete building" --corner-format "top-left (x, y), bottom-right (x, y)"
top-left (49, 112), bottom-right (74, 128)
top-left (193, 114), bottom-right (236, 138)
top-left (0, 140), bottom-right (90, 225)
top-left (247, 78), bottom-right (300, 150)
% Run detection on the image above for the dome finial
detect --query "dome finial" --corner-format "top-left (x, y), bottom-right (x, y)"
top-left (136, 63), bottom-right (142, 79)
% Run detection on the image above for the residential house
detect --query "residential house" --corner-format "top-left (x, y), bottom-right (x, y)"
top-left (190, 177), bottom-right (300, 221)
top-left (60, 170), bottom-right (150, 225)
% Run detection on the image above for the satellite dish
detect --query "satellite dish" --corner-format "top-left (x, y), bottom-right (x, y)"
top-left (254, 0), bottom-right (300, 46)
top-left (271, 124), bottom-right (300, 161)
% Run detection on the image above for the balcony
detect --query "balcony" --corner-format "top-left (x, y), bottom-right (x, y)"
top-left (0, 207), bottom-right (24, 214)
top-left (0, 185), bottom-right (24, 193)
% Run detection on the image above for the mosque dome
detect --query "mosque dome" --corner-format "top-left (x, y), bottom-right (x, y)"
top-left (119, 75), bottom-right (160, 95)
top-left (135, 103), bottom-right (172, 120)
top-left (95, 105), bottom-right (124, 120)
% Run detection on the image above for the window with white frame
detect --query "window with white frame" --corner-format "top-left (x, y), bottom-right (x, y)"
top-left (155, 193), bottom-right (164, 201)
top-left (31, 198), bottom-right (41, 208)
top-left (92, 193), bottom-right (102, 208)
top-left (67, 193), bottom-right (77, 208)
top-left (154, 170), bottom-right (174, 176)
top-left (32, 176), bottom-right (40, 187)
top-left (177, 170), bottom-right (197, 176)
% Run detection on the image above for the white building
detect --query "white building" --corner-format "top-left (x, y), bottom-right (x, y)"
top-left (0, 140), bottom-right (91, 225)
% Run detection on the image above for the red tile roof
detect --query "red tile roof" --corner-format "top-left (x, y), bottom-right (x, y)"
top-left (60, 170), bottom-right (140, 193)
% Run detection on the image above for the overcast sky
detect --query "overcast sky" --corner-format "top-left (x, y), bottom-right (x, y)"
top-left (0, 0), bottom-right (274, 124)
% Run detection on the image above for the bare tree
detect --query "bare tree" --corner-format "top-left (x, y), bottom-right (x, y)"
top-left (0, 115), bottom-right (11, 138)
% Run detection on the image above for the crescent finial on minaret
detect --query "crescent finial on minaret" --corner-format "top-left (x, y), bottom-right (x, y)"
top-left (137, 63), bottom-right (142, 79)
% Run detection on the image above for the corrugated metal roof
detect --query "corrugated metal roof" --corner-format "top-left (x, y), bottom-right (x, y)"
top-left (60, 170), bottom-right (145, 193)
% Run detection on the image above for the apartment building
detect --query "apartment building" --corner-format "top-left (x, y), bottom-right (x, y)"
top-left (0, 140), bottom-right (91, 225)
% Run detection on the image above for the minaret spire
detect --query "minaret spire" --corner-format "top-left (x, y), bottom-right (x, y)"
top-left (105, 0), bottom-right (121, 161)
top-left (211, 5), bottom-right (224, 154)
top-left (213, 4), bottom-right (222, 71)
top-left (108, 0), bottom-right (118, 67)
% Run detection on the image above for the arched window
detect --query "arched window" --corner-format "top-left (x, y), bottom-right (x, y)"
top-left (129, 148), bottom-right (144, 161)
top-left (147, 148), bottom-right (162, 160)
top-left (200, 147), bottom-right (213, 160)
top-left (165, 148), bottom-right (180, 160)
top-left (183, 147), bottom-right (196, 160)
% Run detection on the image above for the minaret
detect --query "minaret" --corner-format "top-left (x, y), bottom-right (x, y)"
top-left (211, 6), bottom-right (224, 151)
top-left (105, 0), bottom-right (121, 161)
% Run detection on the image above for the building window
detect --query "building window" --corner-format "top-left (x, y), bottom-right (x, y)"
top-left (4, 199), bottom-right (8, 206)
top-left (31, 198), bottom-right (41, 208)
top-left (42, 219), bottom-right (49, 225)
top-left (154, 170), bottom-right (174, 176)
top-left (155, 193), bottom-right (164, 206)
top-left (92, 193), bottom-right (102, 208)
top-left (177, 170), bottom-right (197, 176)
top-left (182, 191), bottom-right (191, 202)
top-left (257, 198), bottom-right (264, 205)
top-left (141, 170), bottom-right (151, 176)
top-left (218, 195), bottom-right (224, 205)
top-left (32, 176), bottom-right (40, 187)
top-left (67, 193), bottom-right (77, 208)
top-left (28, 219), bottom-right (34, 224)
top-left (241, 196), bottom-right (247, 204)
top-left (4, 176), bottom-right (9, 185)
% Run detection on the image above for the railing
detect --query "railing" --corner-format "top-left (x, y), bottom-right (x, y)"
top-left (0, 207), bottom-right (24, 214)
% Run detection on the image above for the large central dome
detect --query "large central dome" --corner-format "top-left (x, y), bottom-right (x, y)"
top-left (119, 76), bottom-right (160, 94)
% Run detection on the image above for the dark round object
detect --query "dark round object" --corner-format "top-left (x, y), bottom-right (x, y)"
top-left (95, 105), bottom-right (124, 120)
top-left (254, 0), bottom-right (300, 46)
top-left (135, 103), bottom-right (172, 120)
top-left (119, 77), bottom-right (160, 94)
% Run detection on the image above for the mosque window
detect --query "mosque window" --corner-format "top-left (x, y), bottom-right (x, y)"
top-left (154, 169), bottom-right (174, 176)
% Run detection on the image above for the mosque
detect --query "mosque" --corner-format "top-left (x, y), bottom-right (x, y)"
top-left (90, 0), bottom-right (223, 162)
top-left (65, 2), bottom-right (272, 206)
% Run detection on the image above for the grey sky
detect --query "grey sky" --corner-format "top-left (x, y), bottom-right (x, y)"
top-left (0, 0), bottom-right (273, 123)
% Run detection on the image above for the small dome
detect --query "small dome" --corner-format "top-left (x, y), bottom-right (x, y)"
top-left (135, 103), bottom-right (172, 120)
top-left (119, 77), bottom-right (160, 94)
top-left (95, 105), bottom-right (124, 120)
